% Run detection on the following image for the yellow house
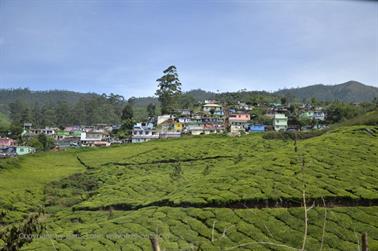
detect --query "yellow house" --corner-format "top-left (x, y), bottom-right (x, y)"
top-left (174, 122), bottom-right (183, 132)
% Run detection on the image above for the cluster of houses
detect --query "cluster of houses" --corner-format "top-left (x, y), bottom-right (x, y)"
top-left (24, 123), bottom-right (123, 149)
top-left (131, 100), bottom-right (327, 143)
top-left (0, 124), bottom-right (124, 158)
top-left (0, 137), bottom-right (35, 158)
top-left (0, 100), bottom-right (328, 156)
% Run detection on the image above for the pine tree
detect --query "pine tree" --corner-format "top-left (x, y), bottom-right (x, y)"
top-left (155, 66), bottom-right (182, 114)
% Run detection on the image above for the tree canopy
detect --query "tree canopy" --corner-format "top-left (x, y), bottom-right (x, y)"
top-left (155, 65), bottom-right (182, 114)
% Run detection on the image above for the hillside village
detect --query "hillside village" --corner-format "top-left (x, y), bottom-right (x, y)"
top-left (0, 97), bottom-right (329, 157)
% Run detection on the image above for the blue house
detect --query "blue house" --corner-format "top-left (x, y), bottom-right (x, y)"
top-left (248, 124), bottom-right (266, 133)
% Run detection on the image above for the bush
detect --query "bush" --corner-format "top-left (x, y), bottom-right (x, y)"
top-left (44, 172), bottom-right (99, 208)
top-left (263, 130), bottom-right (327, 140)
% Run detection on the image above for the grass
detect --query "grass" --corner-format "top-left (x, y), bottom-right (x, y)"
top-left (0, 125), bottom-right (377, 250)
top-left (0, 152), bottom-right (84, 223)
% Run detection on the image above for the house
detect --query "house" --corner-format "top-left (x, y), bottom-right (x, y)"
top-left (185, 122), bottom-right (204, 135)
top-left (159, 131), bottom-right (182, 139)
top-left (300, 111), bottom-right (314, 120)
top-left (132, 123), bottom-right (159, 143)
top-left (229, 113), bottom-right (251, 133)
top-left (28, 127), bottom-right (57, 136)
top-left (157, 119), bottom-right (183, 138)
top-left (56, 137), bottom-right (80, 149)
top-left (203, 124), bottom-right (224, 134)
top-left (80, 130), bottom-right (109, 147)
top-left (229, 113), bottom-right (250, 122)
top-left (237, 102), bottom-right (253, 111)
top-left (313, 111), bottom-right (325, 121)
top-left (23, 123), bottom-right (32, 130)
top-left (178, 117), bottom-right (191, 124)
top-left (0, 146), bottom-right (17, 158)
top-left (273, 114), bottom-right (288, 131)
top-left (157, 115), bottom-right (175, 125)
top-left (203, 102), bottom-right (224, 116)
top-left (16, 146), bottom-right (35, 156)
top-left (55, 130), bottom-right (71, 140)
top-left (176, 109), bottom-right (192, 116)
top-left (248, 124), bottom-right (266, 133)
top-left (159, 119), bottom-right (175, 131)
top-left (0, 137), bottom-right (16, 147)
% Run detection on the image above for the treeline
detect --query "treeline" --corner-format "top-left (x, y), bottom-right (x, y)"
top-left (0, 88), bottom-right (98, 114)
top-left (8, 94), bottom-right (125, 128)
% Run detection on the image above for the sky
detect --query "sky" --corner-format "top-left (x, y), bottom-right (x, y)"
top-left (0, 0), bottom-right (377, 98)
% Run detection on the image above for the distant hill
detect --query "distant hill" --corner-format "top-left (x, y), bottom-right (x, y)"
top-left (275, 81), bottom-right (378, 103)
top-left (0, 88), bottom-right (98, 114)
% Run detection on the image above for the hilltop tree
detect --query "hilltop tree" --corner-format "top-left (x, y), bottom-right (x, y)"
top-left (280, 96), bottom-right (287, 106)
top-left (155, 65), bottom-right (182, 114)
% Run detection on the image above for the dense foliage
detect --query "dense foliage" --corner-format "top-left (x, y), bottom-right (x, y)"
top-left (6, 94), bottom-right (125, 128)
top-left (0, 113), bottom-right (10, 132)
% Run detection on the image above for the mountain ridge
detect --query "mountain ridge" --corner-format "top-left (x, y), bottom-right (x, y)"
top-left (275, 81), bottom-right (378, 102)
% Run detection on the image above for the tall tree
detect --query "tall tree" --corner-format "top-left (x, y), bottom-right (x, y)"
top-left (121, 103), bottom-right (134, 121)
top-left (121, 101), bottom-right (134, 135)
top-left (155, 65), bottom-right (182, 114)
top-left (55, 101), bottom-right (70, 127)
top-left (41, 105), bottom-right (56, 127)
top-left (147, 103), bottom-right (156, 118)
top-left (31, 102), bottom-right (43, 128)
top-left (9, 100), bottom-right (28, 125)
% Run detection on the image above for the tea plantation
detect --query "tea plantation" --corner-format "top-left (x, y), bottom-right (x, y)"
top-left (0, 126), bottom-right (377, 250)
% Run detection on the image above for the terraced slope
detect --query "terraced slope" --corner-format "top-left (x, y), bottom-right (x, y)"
top-left (73, 126), bottom-right (378, 210)
top-left (24, 207), bottom-right (378, 250)
top-left (0, 126), bottom-right (377, 250)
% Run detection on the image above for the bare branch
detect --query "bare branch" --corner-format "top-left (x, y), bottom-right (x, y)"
top-left (211, 220), bottom-right (216, 243)
top-left (301, 189), bottom-right (308, 251)
top-left (225, 241), bottom-right (298, 251)
top-left (319, 197), bottom-right (327, 251)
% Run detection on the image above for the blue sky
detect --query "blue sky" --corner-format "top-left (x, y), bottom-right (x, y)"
top-left (0, 0), bottom-right (377, 98)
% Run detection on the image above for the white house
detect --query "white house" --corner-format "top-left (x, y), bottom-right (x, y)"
top-left (313, 111), bottom-right (325, 121)
top-left (273, 114), bottom-right (288, 131)
top-left (132, 123), bottom-right (159, 143)
top-left (203, 103), bottom-right (224, 116)
top-left (80, 130), bottom-right (109, 146)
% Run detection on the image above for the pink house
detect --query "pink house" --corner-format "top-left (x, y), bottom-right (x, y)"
top-left (229, 113), bottom-right (251, 122)
top-left (0, 137), bottom-right (16, 147)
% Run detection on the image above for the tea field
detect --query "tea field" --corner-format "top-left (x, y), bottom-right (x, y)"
top-left (0, 125), bottom-right (377, 250)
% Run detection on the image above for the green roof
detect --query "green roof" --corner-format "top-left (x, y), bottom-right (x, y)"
top-left (57, 131), bottom-right (70, 136)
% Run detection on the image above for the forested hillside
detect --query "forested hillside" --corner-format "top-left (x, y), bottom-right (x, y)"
top-left (1, 81), bottom-right (377, 128)
top-left (276, 81), bottom-right (378, 102)
top-left (0, 89), bottom-right (98, 114)
top-left (0, 88), bottom-right (279, 127)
